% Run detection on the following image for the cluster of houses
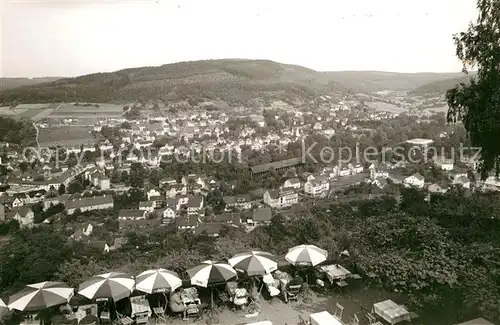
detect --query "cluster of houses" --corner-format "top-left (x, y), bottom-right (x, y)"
top-left (2, 100), bottom-right (500, 254)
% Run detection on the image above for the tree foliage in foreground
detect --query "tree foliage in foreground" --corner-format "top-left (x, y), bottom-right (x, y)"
top-left (446, 0), bottom-right (500, 179)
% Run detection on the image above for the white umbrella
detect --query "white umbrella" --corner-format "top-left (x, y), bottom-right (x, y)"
top-left (228, 251), bottom-right (278, 276)
top-left (78, 272), bottom-right (134, 301)
top-left (8, 282), bottom-right (74, 312)
top-left (186, 261), bottom-right (237, 287)
top-left (135, 269), bottom-right (182, 294)
top-left (285, 245), bottom-right (328, 266)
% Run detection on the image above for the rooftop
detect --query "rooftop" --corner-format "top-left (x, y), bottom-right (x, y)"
top-left (66, 195), bottom-right (113, 210)
top-left (250, 157), bottom-right (303, 174)
top-left (405, 138), bottom-right (434, 145)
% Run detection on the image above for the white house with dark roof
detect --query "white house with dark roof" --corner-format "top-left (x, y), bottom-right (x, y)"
top-left (147, 188), bottom-right (161, 200)
top-left (434, 157), bottom-right (454, 171)
top-left (263, 187), bottom-right (298, 209)
top-left (369, 163), bottom-right (389, 180)
top-left (69, 223), bottom-right (93, 242)
top-left (223, 195), bottom-right (252, 211)
top-left (165, 184), bottom-right (187, 198)
top-left (338, 166), bottom-right (351, 177)
top-left (6, 206), bottom-right (34, 228)
top-left (98, 175), bottom-right (110, 190)
top-left (214, 212), bottom-right (241, 224)
top-left (349, 163), bottom-right (364, 174)
top-left (372, 177), bottom-right (388, 189)
top-left (428, 183), bottom-right (448, 194)
top-left (86, 241), bottom-right (110, 254)
top-left (66, 195), bottom-right (114, 215)
top-left (195, 223), bottom-right (223, 237)
top-left (452, 175), bottom-right (471, 189)
top-left (321, 166), bottom-right (339, 179)
top-left (177, 215), bottom-right (199, 231)
top-left (159, 178), bottom-right (177, 188)
top-left (404, 173), bottom-right (425, 188)
top-left (248, 207), bottom-right (272, 227)
top-left (186, 195), bottom-right (204, 216)
top-left (161, 206), bottom-right (177, 223)
top-left (283, 178), bottom-right (301, 190)
top-left (139, 201), bottom-right (155, 213)
top-left (304, 177), bottom-right (330, 197)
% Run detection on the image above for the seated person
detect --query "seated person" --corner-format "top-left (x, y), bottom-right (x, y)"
top-left (232, 287), bottom-right (248, 307)
top-left (288, 272), bottom-right (304, 287)
top-left (263, 274), bottom-right (280, 297)
top-left (226, 281), bottom-right (238, 298)
top-left (169, 289), bottom-right (187, 320)
top-left (79, 308), bottom-right (99, 325)
top-left (98, 305), bottom-right (110, 320)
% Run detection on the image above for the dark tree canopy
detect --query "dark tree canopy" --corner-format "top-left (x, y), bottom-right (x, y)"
top-left (446, 0), bottom-right (500, 179)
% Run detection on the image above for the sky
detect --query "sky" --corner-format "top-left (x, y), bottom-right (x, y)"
top-left (0, 0), bottom-right (479, 78)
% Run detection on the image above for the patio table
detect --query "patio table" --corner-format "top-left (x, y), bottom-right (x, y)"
top-left (318, 264), bottom-right (351, 283)
top-left (373, 300), bottom-right (410, 325)
top-left (310, 311), bottom-right (343, 325)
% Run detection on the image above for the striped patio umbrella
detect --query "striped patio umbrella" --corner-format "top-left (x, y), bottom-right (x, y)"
top-left (135, 269), bottom-right (182, 294)
top-left (0, 298), bottom-right (9, 319)
top-left (78, 272), bottom-right (135, 301)
top-left (186, 261), bottom-right (237, 287)
top-left (228, 251), bottom-right (278, 276)
top-left (285, 244), bottom-right (328, 266)
top-left (8, 281), bottom-right (74, 312)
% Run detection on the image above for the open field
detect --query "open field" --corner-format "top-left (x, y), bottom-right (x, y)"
top-left (18, 108), bottom-right (54, 120)
top-left (0, 103), bottom-right (58, 120)
top-left (14, 103), bottom-right (54, 110)
top-left (0, 106), bottom-right (26, 116)
top-left (423, 105), bottom-right (448, 113)
top-left (56, 102), bottom-right (123, 112)
top-left (38, 126), bottom-right (95, 147)
top-left (366, 101), bottom-right (406, 114)
top-left (49, 111), bottom-right (123, 117)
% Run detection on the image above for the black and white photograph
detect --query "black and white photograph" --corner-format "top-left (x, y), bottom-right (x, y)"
top-left (0, 0), bottom-right (499, 325)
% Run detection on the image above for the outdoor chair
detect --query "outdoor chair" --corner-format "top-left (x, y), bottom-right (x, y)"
top-left (334, 303), bottom-right (344, 321)
top-left (185, 303), bottom-right (201, 321)
top-left (216, 290), bottom-right (230, 312)
top-left (99, 311), bottom-right (111, 325)
top-left (115, 312), bottom-right (133, 325)
top-left (285, 284), bottom-right (302, 304)
top-left (335, 280), bottom-right (348, 294)
top-left (134, 312), bottom-right (148, 325)
top-left (350, 314), bottom-right (359, 325)
top-left (152, 306), bottom-right (169, 324)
